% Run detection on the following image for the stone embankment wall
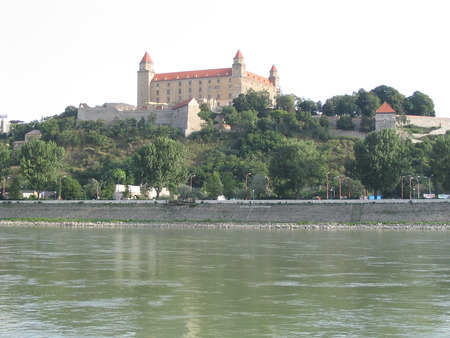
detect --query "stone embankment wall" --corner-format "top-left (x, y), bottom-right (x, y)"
top-left (1, 200), bottom-right (449, 224)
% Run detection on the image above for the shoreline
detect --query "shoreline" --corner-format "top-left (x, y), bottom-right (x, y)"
top-left (1, 220), bottom-right (450, 230)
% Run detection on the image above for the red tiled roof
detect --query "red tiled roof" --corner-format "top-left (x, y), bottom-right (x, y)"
top-left (153, 67), bottom-right (274, 86)
top-left (376, 102), bottom-right (396, 114)
top-left (140, 52), bottom-right (152, 63)
top-left (234, 50), bottom-right (244, 58)
top-left (153, 68), bottom-right (232, 81)
top-left (270, 64), bottom-right (277, 72)
top-left (246, 71), bottom-right (273, 86)
top-left (173, 98), bottom-right (195, 109)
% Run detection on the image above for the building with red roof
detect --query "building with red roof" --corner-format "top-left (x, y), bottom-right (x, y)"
top-left (137, 50), bottom-right (279, 109)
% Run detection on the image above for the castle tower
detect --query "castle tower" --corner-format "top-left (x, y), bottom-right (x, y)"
top-left (137, 52), bottom-right (155, 108)
top-left (232, 50), bottom-right (246, 77)
top-left (375, 102), bottom-right (396, 131)
top-left (269, 64), bottom-right (279, 89)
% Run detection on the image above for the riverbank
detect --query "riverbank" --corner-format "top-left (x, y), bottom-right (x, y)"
top-left (1, 200), bottom-right (449, 224)
top-left (1, 220), bottom-right (450, 230)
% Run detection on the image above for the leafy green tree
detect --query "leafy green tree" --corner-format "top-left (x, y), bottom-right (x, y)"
top-left (430, 135), bottom-right (450, 191)
top-left (297, 98), bottom-right (321, 115)
top-left (0, 142), bottom-right (11, 179)
top-left (204, 171), bottom-right (223, 199)
top-left (132, 137), bottom-right (186, 199)
top-left (8, 175), bottom-right (23, 200)
top-left (232, 89), bottom-right (271, 114)
top-left (353, 129), bottom-right (410, 196)
top-left (371, 85), bottom-right (405, 113)
top-left (404, 91), bottom-right (435, 116)
top-left (322, 95), bottom-right (358, 117)
top-left (360, 116), bottom-right (374, 132)
top-left (226, 109), bottom-right (259, 132)
top-left (276, 94), bottom-right (296, 113)
top-left (336, 115), bottom-right (355, 130)
top-left (61, 176), bottom-right (84, 200)
top-left (20, 140), bottom-right (65, 195)
top-left (355, 89), bottom-right (381, 117)
top-left (269, 139), bottom-right (325, 198)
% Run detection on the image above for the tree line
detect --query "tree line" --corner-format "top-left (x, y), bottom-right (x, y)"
top-left (0, 85), bottom-right (447, 201)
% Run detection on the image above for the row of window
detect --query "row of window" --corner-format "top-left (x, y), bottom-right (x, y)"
top-left (156, 85), bottom-right (234, 96)
top-left (155, 93), bottom-right (232, 103)
top-left (155, 78), bottom-right (231, 87)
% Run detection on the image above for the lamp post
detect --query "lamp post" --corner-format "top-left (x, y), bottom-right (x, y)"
top-left (245, 173), bottom-right (251, 191)
top-left (326, 172), bottom-right (330, 200)
top-left (2, 177), bottom-right (10, 199)
top-left (428, 175), bottom-right (433, 195)
top-left (401, 176), bottom-right (406, 199)
top-left (59, 175), bottom-right (66, 200)
top-left (416, 176), bottom-right (420, 199)
top-left (189, 174), bottom-right (196, 189)
top-left (409, 176), bottom-right (413, 200)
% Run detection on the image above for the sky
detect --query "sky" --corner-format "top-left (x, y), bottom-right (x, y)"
top-left (1, 0), bottom-right (449, 122)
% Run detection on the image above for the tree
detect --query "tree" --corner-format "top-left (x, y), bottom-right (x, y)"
top-left (132, 137), bottom-right (186, 199)
top-left (336, 115), bottom-right (355, 130)
top-left (404, 91), bottom-right (435, 116)
top-left (355, 89), bottom-right (381, 117)
top-left (226, 109), bottom-right (259, 132)
top-left (276, 94), bottom-right (296, 114)
top-left (353, 129), bottom-right (410, 196)
top-left (371, 85), bottom-right (405, 114)
top-left (269, 139), bottom-right (325, 198)
top-left (232, 89), bottom-right (271, 114)
top-left (297, 98), bottom-right (321, 115)
top-left (204, 171), bottom-right (223, 199)
top-left (430, 135), bottom-right (450, 191)
top-left (20, 140), bottom-right (65, 196)
top-left (0, 142), bottom-right (11, 179)
top-left (61, 176), bottom-right (84, 200)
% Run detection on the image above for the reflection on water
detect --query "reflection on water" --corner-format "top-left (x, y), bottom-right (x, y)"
top-left (0, 226), bottom-right (449, 337)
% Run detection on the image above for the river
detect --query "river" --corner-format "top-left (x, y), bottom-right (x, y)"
top-left (0, 225), bottom-right (449, 337)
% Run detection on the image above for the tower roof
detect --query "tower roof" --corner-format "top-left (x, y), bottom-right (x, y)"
top-left (234, 50), bottom-right (244, 59)
top-left (270, 64), bottom-right (278, 72)
top-left (376, 102), bottom-right (396, 114)
top-left (140, 52), bottom-right (152, 63)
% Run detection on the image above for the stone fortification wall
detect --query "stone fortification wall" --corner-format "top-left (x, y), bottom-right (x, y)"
top-left (403, 115), bottom-right (450, 130)
top-left (1, 201), bottom-right (449, 224)
top-left (77, 106), bottom-right (173, 126)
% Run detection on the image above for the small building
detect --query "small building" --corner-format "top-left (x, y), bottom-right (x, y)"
top-left (13, 129), bottom-right (42, 149)
top-left (375, 102), bottom-right (396, 131)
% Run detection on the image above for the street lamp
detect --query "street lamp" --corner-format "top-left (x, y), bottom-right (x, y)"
top-left (189, 174), bottom-right (196, 189)
top-left (245, 172), bottom-right (251, 191)
top-left (326, 172), bottom-right (330, 200)
top-left (409, 176), bottom-right (413, 200)
top-left (416, 176), bottom-right (420, 199)
top-left (428, 175), bottom-right (433, 195)
top-left (59, 175), bottom-right (66, 200)
top-left (2, 176), bottom-right (10, 199)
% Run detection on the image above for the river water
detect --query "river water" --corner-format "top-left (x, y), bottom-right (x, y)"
top-left (0, 226), bottom-right (449, 337)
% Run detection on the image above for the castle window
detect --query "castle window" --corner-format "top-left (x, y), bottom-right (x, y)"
top-left (217, 94), bottom-right (220, 99)
top-left (208, 80), bottom-right (211, 84)
top-left (156, 97), bottom-right (160, 103)
top-left (167, 89), bottom-right (171, 95)
top-left (228, 85), bottom-right (232, 91)
top-left (167, 83), bottom-right (170, 87)
top-left (208, 94), bottom-right (211, 99)
top-left (167, 97), bottom-right (170, 103)
top-left (229, 78), bottom-right (231, 83)
top-left (179, 82), bottom-right (182, 86)
top-left (189, 88), bottom-right (192, 93)
top-left (189, 81), bottom-right (192, 85)
top-left (178, 88), bottom-right (181, 94)
top-left (228, 93), bottom-right (232, 99)
top-left (179, 96), bottom-right (182, 101)
top-left (199, 80), bottom-right (202, 85)
top-left (199, 87), bottom-right (202, 92)
top-left (217, 79), bottom-right (220, 83)
top-left (156, 90), bottom-right (160, 95)
top-left (156, 84), bottom-right (159, 87)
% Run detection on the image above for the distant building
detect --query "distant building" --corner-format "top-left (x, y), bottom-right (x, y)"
top-left (0, 115), bottom-right (11, 134)
top-left (137, 50), bottom-right (279, 109)
top-left (13, 129), bottom-right (42, 149)
top-left (78, 50), bottom-right (280, 136)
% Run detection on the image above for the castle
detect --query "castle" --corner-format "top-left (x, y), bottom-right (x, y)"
top-left (78, 50), bottom-right (280, 136)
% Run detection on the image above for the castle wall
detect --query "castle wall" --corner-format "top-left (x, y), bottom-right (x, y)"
top-left (403, 115), bottom-right (450, 130)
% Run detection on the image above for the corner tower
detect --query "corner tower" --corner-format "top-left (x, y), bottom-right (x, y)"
top-left (232, 50), bottom-right (246, 77)
top-left (269, 64), bottom-right (279, 89)
top-left (137, 52), bottom-right (155, 108)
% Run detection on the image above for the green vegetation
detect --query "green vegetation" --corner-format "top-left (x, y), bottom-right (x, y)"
top-left (0, 85), bottom-right (445, 201)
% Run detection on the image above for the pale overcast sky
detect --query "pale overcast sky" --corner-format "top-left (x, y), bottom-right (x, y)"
top-left (1, 0), bottom-right (449, 122)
